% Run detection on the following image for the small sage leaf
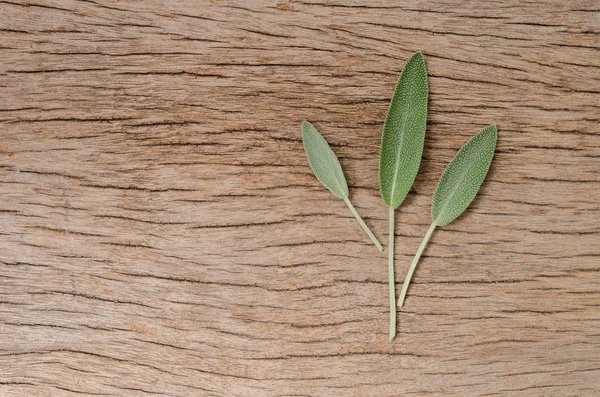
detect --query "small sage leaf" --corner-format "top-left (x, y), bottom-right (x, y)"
top-left (432, 125), bottom-right (498, 226)
top-left (377, 51), bottom-right (429, 341)
top-left (302, 121), bottom-right (382, 251)
top-left (302, 120), bottom-right (348, 199)
top-left (398, 125), bottom-right (498, 309)
top-left (379, 51), bottom-right (429, 209)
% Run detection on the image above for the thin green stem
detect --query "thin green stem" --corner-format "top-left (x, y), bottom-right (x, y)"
top-left (388, 206), bottom-right (396, 340)
top-left (398, 222), bottom-right (437, 308)
top-left (344, 198), bottom-right (383, 251)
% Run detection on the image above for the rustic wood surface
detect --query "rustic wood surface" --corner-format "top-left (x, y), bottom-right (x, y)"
top-left (1, 1), bottom-right (599, 396)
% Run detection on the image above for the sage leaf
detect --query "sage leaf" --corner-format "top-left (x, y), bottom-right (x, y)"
top-left (302, 121), bottom-right (348, 199)
top-left (379, 51), bottom-right (429, 209)
top-left (398, 125), bottom-right (498, 308)
top-left (302, 121), bottom-right (382, 251)
top-left (378, 51), bottom-right (429, 341)
top-left (432, 125), bottom-right (498, 226)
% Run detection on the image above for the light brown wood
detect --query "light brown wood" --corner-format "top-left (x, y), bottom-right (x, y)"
top-left (1, 1), bottom-right (599, 396)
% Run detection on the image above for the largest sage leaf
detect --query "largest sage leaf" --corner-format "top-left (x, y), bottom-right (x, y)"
top-left (302, 121), bottom-right (382, 251)
top-left (378, 51), bottom-right (428, 340)
top-left (398, 125), bottom-right (498, 308)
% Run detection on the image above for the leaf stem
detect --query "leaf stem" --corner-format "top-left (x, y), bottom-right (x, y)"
top-left (388, 206), bottom-right (396, 340)
top-left (344, 198), bottom-right (383, 251)
top-left (398, 222), bottom-right (437, 308)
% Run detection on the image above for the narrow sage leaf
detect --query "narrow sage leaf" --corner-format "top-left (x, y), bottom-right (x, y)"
top-left (432, 125), bottom-right (498, 227)
top-left (379, 51), bottom-right (429, 209)
top-left (398, 125), bottom-right (498, 308)
top-left (378, 51), bottom-right (429, 341)
top-left (302, 121), bottom-right (382, 251)
top-left (302, 121), bottom-right (348, 199)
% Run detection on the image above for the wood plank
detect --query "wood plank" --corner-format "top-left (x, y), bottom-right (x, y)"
top-left (1, 0), bottom-right (599, 395)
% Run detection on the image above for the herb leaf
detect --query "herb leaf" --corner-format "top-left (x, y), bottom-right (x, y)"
top-left (302, 121), bottom-right (382, 251)
top-left (379, 51), bottom-right (429, 209)
top-left (398, 125), bottom-right (498, 308)
top-left (378, 51), bottom-right (429, 340)
top-left (432, 125), bottom-right (498, 226)
top-left (302, 121), bottom-right (348, 200)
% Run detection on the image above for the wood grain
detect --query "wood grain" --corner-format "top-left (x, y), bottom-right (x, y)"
top-left (1, 0), bottom-right (599, 396)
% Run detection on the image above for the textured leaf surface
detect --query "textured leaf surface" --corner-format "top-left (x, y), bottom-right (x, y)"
top-left (432, 125), bottom-right (498, 226)
top-left (379, 51), bottom-right (429, 209)
top-left (302, 121), bottom-right (348, 199)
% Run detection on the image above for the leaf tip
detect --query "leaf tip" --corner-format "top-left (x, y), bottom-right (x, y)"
top-left (410, 50), bottom-right (426, 66)
top-left (301, 120), bottom-right (315, 142)
top-left (484, 124), bottom-right (499, 142)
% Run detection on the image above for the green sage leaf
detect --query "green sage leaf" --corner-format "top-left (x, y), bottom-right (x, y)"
top-left (302, 120), bottom-right (348, 199)
top-left (379, 51), bottom-right (429, 209)
top-left (302, 121), bottom-right (382, 251)
top-left (398, 125), bottom-right (498, 309)
top-left (378, 51), bottom-right (429, 341)
top-left (431, 125), bottom-right (498, 226)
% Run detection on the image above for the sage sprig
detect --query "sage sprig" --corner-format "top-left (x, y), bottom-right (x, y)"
top-left (302, 121), bottom-right (383, 251)
top-left (398, 125), bottom-right (498, 308)
top-left (379, 51), bottom-right (429, 340)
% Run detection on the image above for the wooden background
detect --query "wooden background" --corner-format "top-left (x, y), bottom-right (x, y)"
top-left (1, 1), bottom-right (599, 396)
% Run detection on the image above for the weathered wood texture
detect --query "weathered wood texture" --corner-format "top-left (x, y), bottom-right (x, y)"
top-left (1, 1), bottom-right (599, 396)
